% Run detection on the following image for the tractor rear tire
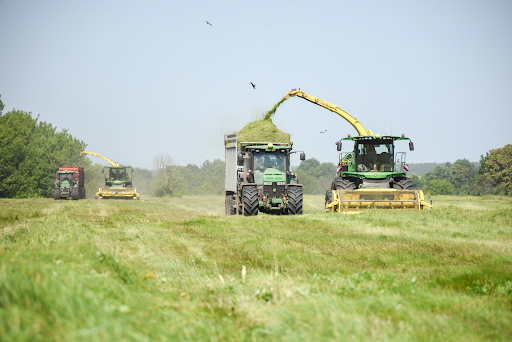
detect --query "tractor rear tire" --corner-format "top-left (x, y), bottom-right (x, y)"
top-left (225, 193), bottom-right (236, 215)
top-left (325, 190), bottom-right (333, 211)
top-left (242, 186), bottom-right (259, 216)
top-left (287, 186), bottom-right (303, 215)
top-left (391, 177), bottom-right (413, 190)
top-left (72, 187), bottom-right (79, 200)
top-left (54, 188), bottom-right (60, 200)
top-left (333, 177), bottom-right (357, 190)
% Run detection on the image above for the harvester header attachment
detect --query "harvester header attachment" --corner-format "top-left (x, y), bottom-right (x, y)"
top-left (95, 187), bottom-right (140, 200)
top-left (81, 151), bottom-right (140, 200)
top-left (325, 189), bottom-right (433, 212)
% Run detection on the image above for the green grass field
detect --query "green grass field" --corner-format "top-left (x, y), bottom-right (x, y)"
top-left (1, 195), bottom-right (511, 341)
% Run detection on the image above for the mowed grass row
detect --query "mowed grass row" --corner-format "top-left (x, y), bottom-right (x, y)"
top-left (1, 195), bottom-right (511, 341)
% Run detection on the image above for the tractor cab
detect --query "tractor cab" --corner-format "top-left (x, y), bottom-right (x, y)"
top-left (336, 135), bottom-right (414, 183)
top-left (56, 171), bottom-right (76, 187)
top-left (252, 148), bottom-right (287, 186)
top-left (103, 166), bottom-right (133, 187)
top-left (242, 143), bottom-right (304, 186)
top-left (354, 138), bottom-right (394, 172)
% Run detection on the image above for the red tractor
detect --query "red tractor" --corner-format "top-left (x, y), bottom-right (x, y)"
top-left (54, 167), bottom-right (85, 200)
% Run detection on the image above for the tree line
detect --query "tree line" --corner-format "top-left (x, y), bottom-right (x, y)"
top-left (0, 109), bottom-right (90, 198)
top-left (1, 100), bottom-right (510, 198)
top-left (411, 146), bottom-right (512, 196)
top-left (0, 107), bottom-right (224, 199)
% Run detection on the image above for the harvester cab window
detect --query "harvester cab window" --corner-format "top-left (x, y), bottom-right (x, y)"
top-left (356, 141), bottom-right (393, 172)
top-left (110, 169), bottom-right (126, 181)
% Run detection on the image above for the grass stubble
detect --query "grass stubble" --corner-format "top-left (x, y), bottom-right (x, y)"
top-left (0, 195), bottom-right (511, 341)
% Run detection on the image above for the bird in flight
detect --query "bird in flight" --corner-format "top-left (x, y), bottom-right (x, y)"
top-left (250, 82), bottom-right (256, 89)
top-left (206, 21), bottom-right (212, 26)
top-left (320, 130), bottom-right (327, 133)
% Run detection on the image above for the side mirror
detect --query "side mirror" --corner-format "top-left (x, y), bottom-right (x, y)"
top-left (409, 141), bottom-right (414, 151)
top-left (237, 153), bottom-right (244, 164)
top-left (101, 169), bottom-right (104, 173)
top-left (300, 152), bottom-right (306, 161)
top-left (336, 141), bottom-right (342, 151)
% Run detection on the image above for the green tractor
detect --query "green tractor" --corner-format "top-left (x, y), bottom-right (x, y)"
top-left (103, 166), bottom-right (133, 188)
top-left (333, 134), bottom-right (414, 190)
top-left (225, 133), bottom-right (305, 216)
top-left (80, 151), bottom-right (140, 200)
top-left (54, 167), bottom-right (85, 200)
top-left (282, 88), bottom-right (432, 212)
top-left (324, 134), bottom-right (431, 211)
top-left (96, 166), bottom-right (140, 199)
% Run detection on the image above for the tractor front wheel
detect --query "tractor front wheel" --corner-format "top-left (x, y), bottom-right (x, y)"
top-left (72, 187), bottom-right (79, 200)
top-left (287, 186), bottom-right (303, 215)
top-left (54, 188), bottom-right (60, 200)
top-left (225, 193), bottom-right (236, 215)
top-left (391, 177), bottom-right (413, 190)
top-left (325, 190), bottom-right (333, 211)
top-left (242, 186), bottom-right (259, 216)
top-left (333, 177), bottom-right (356, 190)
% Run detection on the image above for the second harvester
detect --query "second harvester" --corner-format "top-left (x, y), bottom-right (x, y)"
top-left (80, 151), bottom-right (140, 200)
top-left (284, 89), bottom-right (432, 212)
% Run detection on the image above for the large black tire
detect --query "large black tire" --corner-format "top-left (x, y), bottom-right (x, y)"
top-left (225, 193), bottom-right (236, 215)
top-left (391, 177), bottom-right (413, 190)
top-left (332, 177), bottom-right (357, 190)
top-left (54, 188), bottom-right (60, 200)
top-left (287, 186), bottom-right (303, 215)
top-left (242, 186), bottom-right (259, 216)
top-left (72, 187), bottom-right (79, 200)
top-left (325, 190), bottom-right (333, 211)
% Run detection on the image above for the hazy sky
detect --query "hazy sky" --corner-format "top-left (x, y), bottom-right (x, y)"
top-left (1, 0), bottom-right (511, 169)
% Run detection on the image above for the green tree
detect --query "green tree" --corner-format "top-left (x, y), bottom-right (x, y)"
top-left (0, 94), bottom-right (4, 115)
top-left (0, 110), bottom-right (89, 198)
top-left (429, 179), bottom-right (454, 195)
top-left (295, 158), bottom-right (336, 195)
top-left (132, 167), bottom-right (155, 197)
top-left (151, 153), bottom-right (176, 197)
top-left (483, 144), bottom-right (512, 195)
top-left (411, 173), bottom-right (424, 190)
top-left (451, 159), bottom-right (477, 195)
top-left (151, 153), bottom-right (225, 197)
top-left (472, 174), bottom-right (494, 196)
top-left (477, 152), bottom-right (490, 176)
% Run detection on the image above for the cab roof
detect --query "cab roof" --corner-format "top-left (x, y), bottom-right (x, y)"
top-left (342, 135), bottom-right (410, 141)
